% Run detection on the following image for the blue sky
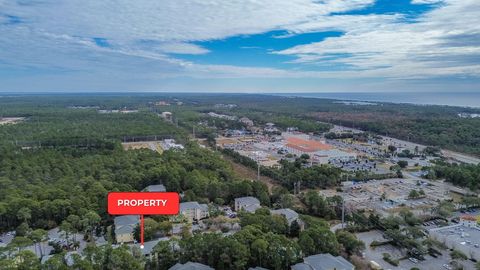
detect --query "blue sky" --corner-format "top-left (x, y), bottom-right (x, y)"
top-left (0, 0), bottom-right (479, 92)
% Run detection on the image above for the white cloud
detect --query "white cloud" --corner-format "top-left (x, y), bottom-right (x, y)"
top-left (274, 0), bottom-right (480, 79)
top-left (411, 0), bottom-right (443, 4)
top-left (2, 0), bottom-right (374, 42)
top-left (0, 0), bottom-right (479, 92)
top-left (156, 43), bottom-right (209, 55)
top-left (0, 0), bottom-right (375, 77)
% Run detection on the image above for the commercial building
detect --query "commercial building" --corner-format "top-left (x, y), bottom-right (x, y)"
top-left (207, 112), bottom-right (237, 121)
top-left (284, 137), bottom-right (332, 155)
top-left (264, 123), bottom-right (279, 133)
top-left (161, 139), bottom-right (184, 150)
top-left (161, 111), bottom-right (173, 122)
top-left (429, 222), bottom-right (480, 261)
top-left (235, 196), bottom-right (261, 213)
top-left (313, 149), bottom-right (357, 164)
top-left (291, 253), bottom-right (354, 270)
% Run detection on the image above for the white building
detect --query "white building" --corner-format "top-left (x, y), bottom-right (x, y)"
top-left (313, 149), bottom-right (357, 164)
top-left (161, 139), bottom-right (184, 150)
top-left (161, 111), bottom-right (173, 122)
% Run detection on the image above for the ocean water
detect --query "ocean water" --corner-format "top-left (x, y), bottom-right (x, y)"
top-left (274, 92), bottom-right (480, 108)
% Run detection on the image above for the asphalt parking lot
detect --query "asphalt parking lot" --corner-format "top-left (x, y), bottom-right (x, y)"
top-left (357, 230), bottom-right (476, 270)
top-left (0, 231), bottom-right (15, 247)
top-left (430, 224), bottom-right (480, 261)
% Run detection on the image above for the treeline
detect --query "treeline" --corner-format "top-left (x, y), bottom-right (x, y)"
top-left (426, 162), bottom-right (480, 190)
top-left (0, 111), bottom-right (185, 146)
top-left (0, 142), bottom-right (271, 231)
top-left (221, 148), bottom-right (343, 190)
top-left (323, 116), bottom-right (480, 156)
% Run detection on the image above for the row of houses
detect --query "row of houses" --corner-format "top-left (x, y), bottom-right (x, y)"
top-left (167, 253), bottom-right (355, 270)
top-left (112, 185), bottom-right (352, 269)
top-left (114, 191), bottom-right (304, 243)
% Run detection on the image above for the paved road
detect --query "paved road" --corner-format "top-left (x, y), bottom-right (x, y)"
top-left (330, 223), bottom-right (347, 232)
top-left (442, 150), bottom-right (480, 165)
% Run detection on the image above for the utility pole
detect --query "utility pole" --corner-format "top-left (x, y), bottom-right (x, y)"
top-left (257, 163), bottom-right (260, 181)
top-left (192, 126), bottom-right (195, 139)
top-left (256, 154), bottom-right (260, 181)
top-left (341, 196), bottom-right (345, 229)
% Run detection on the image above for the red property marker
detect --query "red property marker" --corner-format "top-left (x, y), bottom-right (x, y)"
top-left (140, 215), bottom-right (144, 249)
top-left (108, 192), bottom-right (180, 215)
top-left (108, 192), bottom-right (180, 248)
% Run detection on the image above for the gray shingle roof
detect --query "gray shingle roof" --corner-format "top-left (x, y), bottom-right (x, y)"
top-left (114, 215), bottom-right (139, 236)
top-left (129, 237), bottom-right (170, 256)
top-left (114, 215), bottom-right (139, 227)
top-left (291, 264), bottom-right (312, 270)
top-left (271, 208), bottom-right (299, 223)
top-left (169, 262), bottom-right (214, 270)
top-left (144, 184), bottom-right (166, 192)
top-left (115, 224), bottom-right (136, 235)
top-left (291, 253), bottom-right (354, 270)
top-left (244, 204), bottom-right (261, 213)
top-left (235, 196), bottom-right (260, 205)
top-left (180, 202), bottom-right (208, 211)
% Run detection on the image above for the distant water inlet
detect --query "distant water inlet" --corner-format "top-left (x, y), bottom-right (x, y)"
top-left (274, 92), bottom-right (480, 108)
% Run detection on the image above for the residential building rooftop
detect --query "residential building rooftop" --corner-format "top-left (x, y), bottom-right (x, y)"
top-left (272, 208), bottom-right (299, 224)
top-left (114, 215), bottom-right (139, 227)
top-left (291, 253), bottom-right (354, 270)
top-left (169, 262), bottom-right (214, 270)
top-left (180, 202), bottom-right (208, 212)
top-left (143, 184), bottom-right (166, 192)
top-left (235, 196), bottom-right (260, 205)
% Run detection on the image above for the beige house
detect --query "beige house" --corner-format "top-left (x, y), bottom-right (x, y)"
top-left (179, 202), bottom-right (209, 222)
top-left (114, 215), bottom-right (139, 244)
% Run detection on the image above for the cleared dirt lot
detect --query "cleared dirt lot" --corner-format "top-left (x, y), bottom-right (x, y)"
top-left (222, 155), bottom-right (277, 191)
top-left (121, 141), bottom-right (163, 153)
